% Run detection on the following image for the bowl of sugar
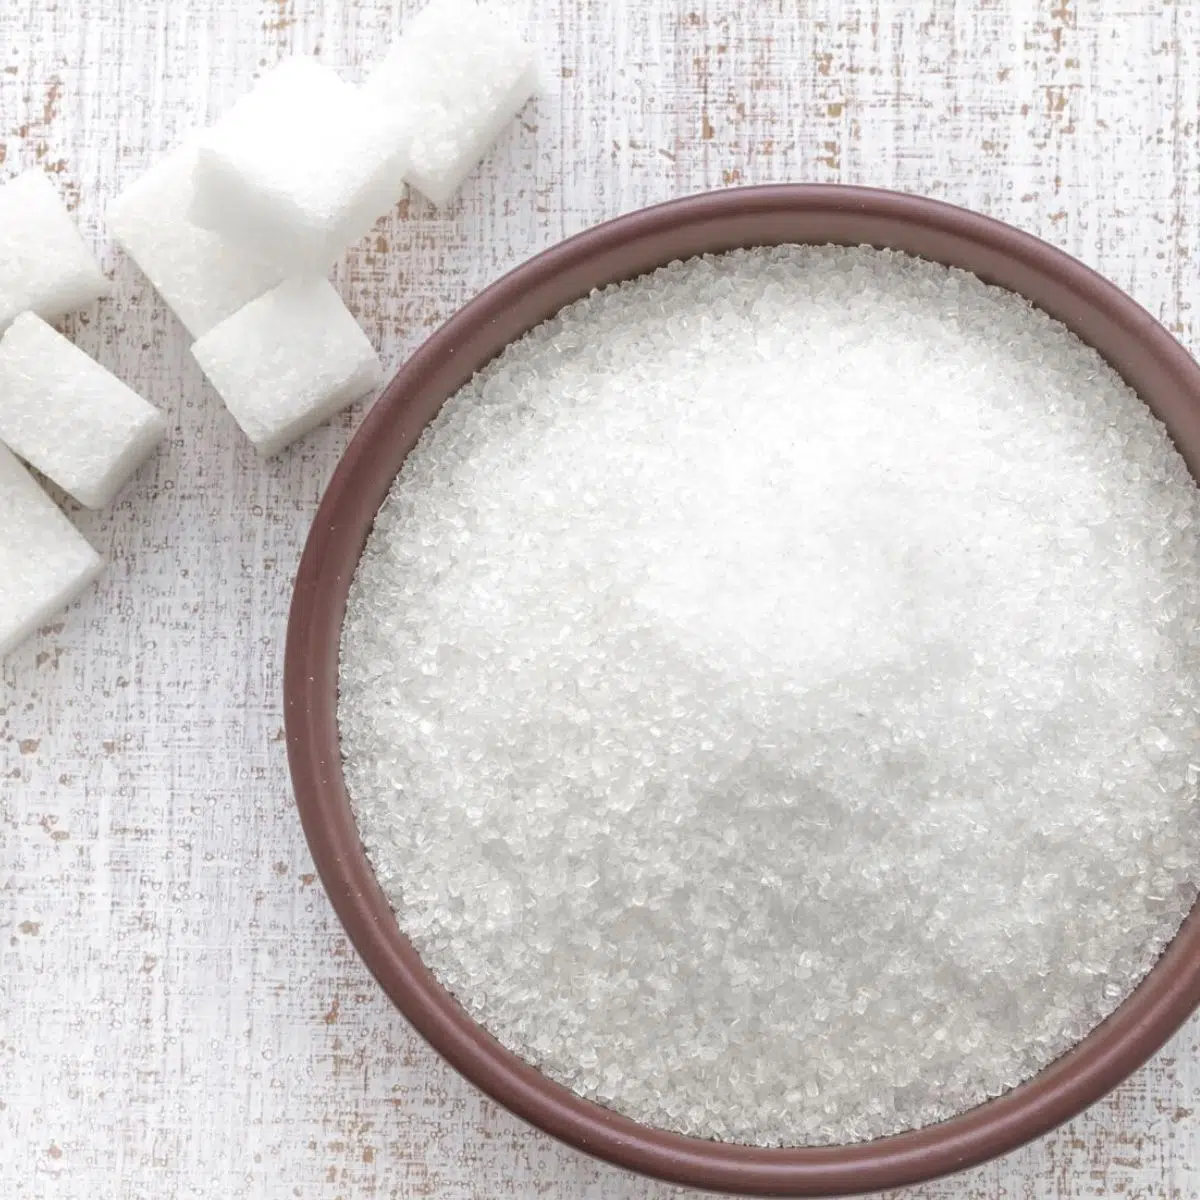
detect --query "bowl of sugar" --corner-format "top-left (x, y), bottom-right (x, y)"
top-left (285, 185), bottom-right (1200, 1196)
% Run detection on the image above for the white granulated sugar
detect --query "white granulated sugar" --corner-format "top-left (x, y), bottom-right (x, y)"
top-left (0, 169), bottom-right (109, 332)
top-left (190, 57), bottom-right (409, 272)
top-left (339, 246), bottom-right (1200, 1147)
top-left (191, 278), bottom-right (383, 457)
top-left (365, 0), bottom-right (538, 206)
top-left (0, 313), bottom-right (166, 509)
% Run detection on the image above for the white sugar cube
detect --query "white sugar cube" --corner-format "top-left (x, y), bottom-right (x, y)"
top-left (108, 140), bottom-right (288, 338)
top-left (0, 443), bottom-right (102, 659)
top-left (0, 169), bottom-right (109, 331)
top-left (189, 58), bottom-right (409, 272)
top-left (0, 313), bottom-right (167, 509)
top-left (191, 278), bottom-right (383, 456)
top-left (365, 0), bottom-right (538, 206)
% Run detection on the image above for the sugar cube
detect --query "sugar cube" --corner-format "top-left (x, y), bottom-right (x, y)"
top-left (0, 313), bottom-right (167, 509)
top-left (365, 0), bottom-right (538, 206)
top-left (0, 443), bottom-right (102, 659)
top-left (108, 140), bottom-right (288, 338)
top-left (0, 169), bottom-right (109, 332)
top-left (190, 278), bottom-right (383, 456)
top-left (189, 58), bottom-right (409, 273)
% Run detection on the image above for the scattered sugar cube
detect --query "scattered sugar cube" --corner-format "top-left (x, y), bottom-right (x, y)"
top-left (0, 169), bottom-right (109, 332)
top-left (190, 278), bottom-right (384, 457)
top-left (0, 313), bottom-right (167, 509)
top-left (108, 140), bottom-right (288, 338)
top-left (365, 0), bottom-right (538, 206)
top-left (0, 443), bottom-right (102, 659)
top-left (189, 58), bottom-right (409, 272)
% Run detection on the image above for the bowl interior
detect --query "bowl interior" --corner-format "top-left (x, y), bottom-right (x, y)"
top-left (285, 185), bottom-right (1200, 1197)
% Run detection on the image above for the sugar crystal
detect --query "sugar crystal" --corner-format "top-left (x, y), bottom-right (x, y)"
top-left (340, 246), bottom-right (1200, 1147)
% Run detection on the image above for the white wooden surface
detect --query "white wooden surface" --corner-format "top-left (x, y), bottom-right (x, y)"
top-left (3, 1), bottom-right (1199, 1196)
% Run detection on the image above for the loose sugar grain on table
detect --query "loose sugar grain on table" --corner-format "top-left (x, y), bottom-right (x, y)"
top-left (339, 246), bottom-right (1200, 1147)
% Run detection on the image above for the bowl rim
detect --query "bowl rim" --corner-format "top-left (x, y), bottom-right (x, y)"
top-left (285, 183), bottom-right (1200, 1197)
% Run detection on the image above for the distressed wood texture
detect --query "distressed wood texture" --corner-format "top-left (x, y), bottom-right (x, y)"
top-left (2, 0), bottom-right (1199, 1196)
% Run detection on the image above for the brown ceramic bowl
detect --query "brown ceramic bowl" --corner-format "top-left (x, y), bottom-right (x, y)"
top-left (285, 185), bottom-right (1200, 1196)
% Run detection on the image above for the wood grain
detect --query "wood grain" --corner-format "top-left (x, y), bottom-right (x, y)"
top-left (2, 0), bottom-right (1198, 1196)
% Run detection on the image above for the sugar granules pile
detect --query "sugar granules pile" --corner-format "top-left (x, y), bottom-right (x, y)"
top-left (339, 245), bottom-right (1200, 1147)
